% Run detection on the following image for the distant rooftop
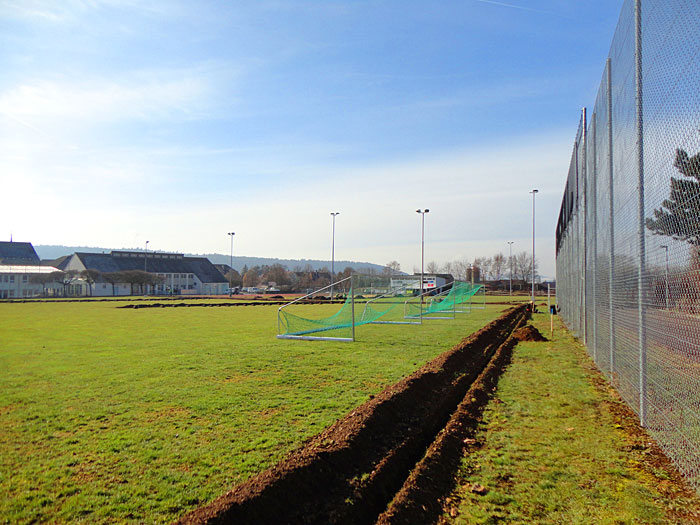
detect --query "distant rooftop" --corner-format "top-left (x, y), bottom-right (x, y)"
top-left (72, 252), bottom-right (226, 284)
top-left (111, 250), bottom-right (184, 260)
top-left (0, 241), bottom-right (41, 265)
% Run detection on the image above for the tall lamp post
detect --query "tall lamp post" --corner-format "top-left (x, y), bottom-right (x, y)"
top-left (228, 232), bottom-right (235, 296)
top-left (416, 209), bottom-right (429, 319)
top-left (660, 245), bottom-right (669, 309)
top-left (330, 212), bottom-right (340, 300)
top-left (530, 189), bottom-right (539, 305)
top-left (507, 241), bottom-right (514, 296)
top-left (144, 240), bottom-right (150, 295)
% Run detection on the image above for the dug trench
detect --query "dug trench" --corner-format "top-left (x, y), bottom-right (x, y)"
top-left (176, 304), bottom-right (529, 525)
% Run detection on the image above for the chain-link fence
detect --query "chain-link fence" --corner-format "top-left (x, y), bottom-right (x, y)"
top-left (556, 0), bottom-right (700, 489)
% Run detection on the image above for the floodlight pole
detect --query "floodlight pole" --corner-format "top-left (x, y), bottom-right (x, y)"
top-left (228, 232), bottom-right (235, 296)
top-left (530, 189), bottom-right (539, 305)
top-left (661, 245), bottom-right (669, 309)
top-left (330, 212), bottom-right (340, 300)
top-left (144, 240), bottom-right (149, 294)
top-left (416, 209), bottom-right (429, 321)
top-left (507, 241), bottom-right (514, 296)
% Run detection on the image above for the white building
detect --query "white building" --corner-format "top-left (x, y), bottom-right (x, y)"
top-left (61, 250), bottom-right (228, 296)
top-left (390, 274), bottom-right (452, 294)
top-left (0, 241), bottom-right (63, 299)
top-left (0, 265), bottom-right (63, 299)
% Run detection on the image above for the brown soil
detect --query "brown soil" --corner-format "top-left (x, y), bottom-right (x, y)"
top-left (376, 321), bottom-right (521, 523)
top-left (512, 324), bottom-right (547, 342)
top-left (175, 305), bottom-right (528, 525)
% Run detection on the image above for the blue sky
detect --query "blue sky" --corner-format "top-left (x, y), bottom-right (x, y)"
top-left (0, 0), bottom-right (623, 278)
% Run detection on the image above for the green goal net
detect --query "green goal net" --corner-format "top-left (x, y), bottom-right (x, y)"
top-left (404, 281), bottom-right (484, 319)
top-left (277, 274), bottom-right (420, 341)
top-left (277, 276), bottom-right (485, 341)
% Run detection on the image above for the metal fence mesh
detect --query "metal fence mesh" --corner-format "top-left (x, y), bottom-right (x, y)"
top-left (556, 0), bottom-right (700, 489)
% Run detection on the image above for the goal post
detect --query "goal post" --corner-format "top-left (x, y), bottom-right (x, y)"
top-left (276, 275), bottom-right (485, 342)
top-left (277, 273), bottom-right (426, 341)
top-left (277, 276), bottom-right (355, 342)
top-left (356, 276), bottom-right (422, 325)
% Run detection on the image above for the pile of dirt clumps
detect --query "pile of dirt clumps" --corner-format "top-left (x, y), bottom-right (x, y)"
top-left (512, 324), bottom-right (547, 342)
top-left (175, 304), bottom-right (528, 525)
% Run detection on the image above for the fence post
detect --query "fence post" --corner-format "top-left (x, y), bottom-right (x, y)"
top-left (351, 276), bottom-right (356, 342)
top-left (591, 111), bottom-right (598, 363)
top-left (581, 107), bottom-right (587, 345)
top-left (635, 0), bottom-right (647, 428)
top-left (607, 57), bottom-right (616, 381)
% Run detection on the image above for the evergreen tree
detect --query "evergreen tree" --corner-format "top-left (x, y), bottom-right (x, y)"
top-left (646, 147), bottom-right (700, 244)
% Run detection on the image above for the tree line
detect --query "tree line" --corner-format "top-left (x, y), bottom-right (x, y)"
top-left (225, 263), bottom-right (357, 292)
top-left (225, 252), bottom-right (542, 293)
top-left (403, 250), bottom-right (540, 284)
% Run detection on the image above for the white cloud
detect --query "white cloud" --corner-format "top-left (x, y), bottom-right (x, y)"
top-left (0, 64), bottom-right (234, 122)
top-left (2, 0), bottom-right (175, 22)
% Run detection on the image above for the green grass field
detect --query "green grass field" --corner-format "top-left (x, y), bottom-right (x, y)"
top-left (447, 311), bottom-right (700, 524)
top-left (0, 299), bottom-right (508, 523)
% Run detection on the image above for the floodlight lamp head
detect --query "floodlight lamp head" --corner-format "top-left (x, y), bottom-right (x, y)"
top-left (531, 189), bottom-right (539, 194)
top-left (228, 232), bottom-right (235, 236)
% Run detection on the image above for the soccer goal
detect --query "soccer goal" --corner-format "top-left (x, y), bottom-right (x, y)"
top-left (404, 285), bottom-right (457, 320)
top-left (276, 273), bottom-right (423, 341)
top-left (355, 274), bottom-right (422, 325)
top-left (404, 281), bottom-right (485, 320)
top-left (277, 276), bottom-right (355, 342)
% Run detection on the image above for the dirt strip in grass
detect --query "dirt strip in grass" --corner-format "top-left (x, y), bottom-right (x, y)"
top-left (443, 312), bottom-right (700, 524)
top-left (175, 306), bottom-right (528, 524)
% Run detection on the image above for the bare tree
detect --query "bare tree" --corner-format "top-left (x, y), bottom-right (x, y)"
top-left (338, 267), bottom-right (354, 292)
top-left (491, 253), bottom-right (506, 281)
top-left (51, 270), bottom-right (79, 297)
top-left (426, 261), bottom-right (439, 274)
top-left (80, 269), bottom-right (102, 296)
top-left (152, 273), bottom-right (165, 292)
top-left (514, 251), bottom-right (539, 284)
top-left (479, 257), bottom-right (494, 281)
top-left (30, 273), bottom-right (55, 296)
top-left (120, 270), bottom-right (153, 295)
top-left (102, 271), bottom-right (123, 296)
top-left (441, 261), bottom-right (454, 276)
top-left (225, 269), bottom-right (242, 287)
top-left (383, 261), bottom-right (401, 275)
top-left (452, 259), bottom-right (470, 281)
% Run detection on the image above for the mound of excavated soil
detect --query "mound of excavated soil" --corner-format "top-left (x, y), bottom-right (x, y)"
top-left (512, 324), bottom-right (547, 342)
top-left (175, 305), bottom-right (528, 525)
